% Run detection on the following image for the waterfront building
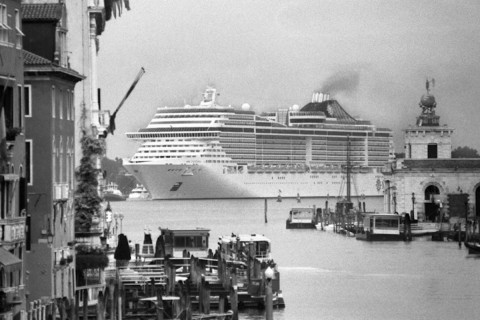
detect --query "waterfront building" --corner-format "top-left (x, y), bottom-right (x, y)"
top-left (22, 1), bottom-right (84, 317)
top-left (384, 80), bottom-right (480, 221)
top-left (0, 0), bottom-right (27, 318)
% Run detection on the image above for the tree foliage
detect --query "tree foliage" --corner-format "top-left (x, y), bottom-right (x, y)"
top-left (74, 134), bottom-right (106, 231)
top-left (451, 146), bottom-right (480, 158)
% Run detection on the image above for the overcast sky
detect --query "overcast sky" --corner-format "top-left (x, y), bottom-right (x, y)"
top-left (97, 0), bottom-right (480, 159)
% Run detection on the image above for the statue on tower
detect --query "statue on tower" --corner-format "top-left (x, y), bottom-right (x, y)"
top-left (419, 78), bottom-right (436, 115)
top-left (416, 78), bottom-right (440, 127)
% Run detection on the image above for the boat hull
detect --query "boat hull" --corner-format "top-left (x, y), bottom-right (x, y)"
top-left (124, 162), bottom-right (385, 200)
top-left (356, 231), bottom-right (403, 241)
top-left (104, 194), bottom-right (126, 201)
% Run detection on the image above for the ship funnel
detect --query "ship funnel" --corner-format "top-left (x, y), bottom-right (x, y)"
top-left (312, 92), bottom-right (332, 103)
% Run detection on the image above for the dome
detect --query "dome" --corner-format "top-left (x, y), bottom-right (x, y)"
top-left (420, 94), bottom-right (436, 108)
top-left (241, 103), bottom-right (250, 111)
top-left (291, 104), bottom-right (300, 111)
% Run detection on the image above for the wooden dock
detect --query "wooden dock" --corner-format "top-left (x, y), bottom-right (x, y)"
top-left (94, 251), bottom-right (283, 319)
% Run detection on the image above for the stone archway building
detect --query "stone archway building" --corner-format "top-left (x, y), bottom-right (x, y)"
top-left (384, 81), bottom-right (480, 222)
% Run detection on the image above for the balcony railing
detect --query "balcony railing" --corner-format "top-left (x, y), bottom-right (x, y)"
top-left (0, 217), bottom-right (26, 243)
top-left (92, 110), bottom-right (111, 136)
top-left (53, 183), bottom-right (70, 201)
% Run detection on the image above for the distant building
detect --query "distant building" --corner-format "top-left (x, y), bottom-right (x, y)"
top-left (384, 80), bottom-right (480, 221)
top-left (22, 1), bottom-right (83, 317)
top-left (0, 0), bottom-right (27, 318)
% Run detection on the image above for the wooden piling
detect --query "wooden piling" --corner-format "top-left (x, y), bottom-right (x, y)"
top-left (96, 291), bottom-right (105, 320)
top-left (109, 278), bottom-right (117, 320)
top-left (156, 286), bottom-right (164, 320)
top-left (458, 221), bottom-right (462, 248)
top-left (219, 294), bottom-right (226, 314)
top-left (264, 198), bottom-right (268, 223)
top-left (185, 280), bottom-right (192, 320)
top-left (201, 275), bottom-right (210, 314)
top-left (229, 276), bottom-right (238, 320)
top-left (82, 289), bottom-right (88, 320)
top-left (265, 280), bottom-right (273, 320)
top-left (74, 290), bottom-right (80, 320)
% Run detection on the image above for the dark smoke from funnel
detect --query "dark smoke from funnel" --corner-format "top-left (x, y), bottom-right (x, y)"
top-left (319, 70), bottom-right (360, 95)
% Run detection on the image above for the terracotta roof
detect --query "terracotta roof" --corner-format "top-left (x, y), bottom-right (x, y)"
top-left (23, 50), bottom-right (52, 66)
top-left (402, 159), bottom-right (480, 169)
top-left (0, 247), bottom-right (22, 272)
top-left (21, 3), bottom-right (62, 21)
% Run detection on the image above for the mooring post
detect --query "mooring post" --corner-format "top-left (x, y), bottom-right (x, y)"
top-left (156, 286), bottom-right (164, 320)
top-left (199, 275), bottom-right (204, 314)
top-left (219, 294), bottom-right (226, 314)
top-left (229, 276), bottom-right (239, 320)
top-left (96, 291), bottom-right (105, 320)
top-left (185, 280), bottom-right (192, 320)
top-left (264, 267), bottom-right (274, 320)
top-left (83, 289), bottom-right (88, 320)
top-left (264, 198), bottom-right (268, 223)
top-left (74, 288), bottom-right (79, 320)
top-left (118, 283), bottom-right (123, 320)
top-left (458, 221), bottom-right (462, 248)
top-left (109, 278), bottom-right (116, 320)
top-left (202, 275), bottom-right (210, 314)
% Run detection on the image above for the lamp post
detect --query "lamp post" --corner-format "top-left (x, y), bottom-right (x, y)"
top-left (113, 212), bottom-right (119, 237)
top-left (393, 191), bottom-right (397, 214)
top-left (105, 203), bottom-right (113, 238)
top-left (361, 193), bottom-right (366, 212)
top-left (265, 266), bottom-right (274, 320)
top-left (119, 213), bottom-right (124, 234)
top-left (411, 192), bottom-right (416, 220)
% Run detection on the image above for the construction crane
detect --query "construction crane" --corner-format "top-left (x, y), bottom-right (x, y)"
top-left (107, 67), bottom-right (145, 136)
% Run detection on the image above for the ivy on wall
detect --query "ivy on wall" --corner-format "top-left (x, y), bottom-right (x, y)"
top-left (74, 133), bottom-right (105, 231)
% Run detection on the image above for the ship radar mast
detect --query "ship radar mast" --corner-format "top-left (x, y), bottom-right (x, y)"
top-left (200, 87), bottom-right (218, 107)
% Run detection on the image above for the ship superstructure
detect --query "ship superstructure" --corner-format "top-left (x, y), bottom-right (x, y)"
top-left (123, 88), bottom-right (394, 199)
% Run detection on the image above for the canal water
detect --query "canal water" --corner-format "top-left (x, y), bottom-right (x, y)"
top-left (110, 197), bottom-right (480, 320)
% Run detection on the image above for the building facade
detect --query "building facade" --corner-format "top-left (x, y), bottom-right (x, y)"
top-left (22, 1), bottom-right (83, 317)
top-left (385, 82), bottom-right (480, 221)
top-left (0, 0), bottom-right (27, 319)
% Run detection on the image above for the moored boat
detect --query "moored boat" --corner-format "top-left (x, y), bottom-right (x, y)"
top-left (464, 241), bottom-right (480, 255)
top-left (127, 184), bottom-right (151, 200)
top-left (286, 207), bottom-right (318, 229)
top-left (356, 213), bottom-right (403, 241)
top-left (218, 233), bottom-right (285, 308)
top-left (103, 182), bottom-right (127, 201)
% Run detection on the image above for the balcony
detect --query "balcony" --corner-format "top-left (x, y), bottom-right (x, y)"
top-left (88, 0), bottom-right (106, 36)
top-left (0, 217), bottom-right (26, 244)
top-left (53, 183), bottom-right (70, 201)
top-left (92, 110), bottom-right (111, 137)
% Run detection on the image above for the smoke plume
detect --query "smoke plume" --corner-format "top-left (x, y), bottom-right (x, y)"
top-left (320, 70), bottom-right (360, 95)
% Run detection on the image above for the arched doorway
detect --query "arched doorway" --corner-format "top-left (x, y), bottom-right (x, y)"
top-left (424, 185), bottom-right (440, 222)
top-left (476, 186), bottom-right (480, 218)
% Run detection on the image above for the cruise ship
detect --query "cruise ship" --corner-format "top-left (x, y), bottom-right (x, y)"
top-left (123, 88), bottom-right (394, 200)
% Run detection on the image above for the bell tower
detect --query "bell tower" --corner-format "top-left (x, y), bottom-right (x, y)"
top-left (404, 79), bottom-right (454, 159)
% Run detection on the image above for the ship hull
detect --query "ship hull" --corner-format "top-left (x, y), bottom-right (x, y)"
top-left (124, 163), bottom-right (385, 200)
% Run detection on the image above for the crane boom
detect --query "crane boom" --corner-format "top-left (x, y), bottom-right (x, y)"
top-left (107, 67), bottom-right (145, 135)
